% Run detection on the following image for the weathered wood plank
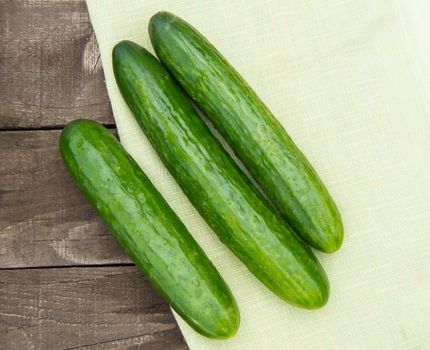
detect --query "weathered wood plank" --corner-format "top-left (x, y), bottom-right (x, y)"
top-left (0, 266), bottom-right (188, 350)
top-left (0, 129), bottom-right (131, 268)
top-left (0, 0), bottom-right (113, 129)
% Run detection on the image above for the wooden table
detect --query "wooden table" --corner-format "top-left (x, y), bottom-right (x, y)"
top-left (0, 1), bottom-right (188, 349)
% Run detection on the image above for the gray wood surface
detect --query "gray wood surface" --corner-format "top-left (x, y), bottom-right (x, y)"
top-left (0, 0), bottom-right (114, 129)
top-left (0, 0), bottom-right (189, 348)
top-left (0, 266), bottom-right (187, 350)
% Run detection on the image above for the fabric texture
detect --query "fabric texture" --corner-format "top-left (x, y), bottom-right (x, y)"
top-left (85, 1), bottom-right (430, 348)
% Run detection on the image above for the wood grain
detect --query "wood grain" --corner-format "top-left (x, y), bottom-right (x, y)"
top-left (0, 129), bottom-right (131, 268)
top-left (0, 0), bottom-right (114, 129)
top-left (0, 1), bottom-right (190, 347)
top-left (0, 266), bottom-right (188, 350)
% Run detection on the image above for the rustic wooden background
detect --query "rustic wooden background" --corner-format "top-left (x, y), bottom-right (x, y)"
top-left (0, 1), bottom-right (188, 348)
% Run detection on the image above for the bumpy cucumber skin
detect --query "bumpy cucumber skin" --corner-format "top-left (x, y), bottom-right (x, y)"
top-left (112, 41), bottom-right (329, 308)
top-left (60, 120), bottom-right (239, 339)
top-left (149, 12), bottom-right (343, 253)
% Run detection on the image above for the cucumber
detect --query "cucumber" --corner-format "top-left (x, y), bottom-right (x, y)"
top-left (60, 119), bottom-right (239, 339)
top-left (113, 41), bottom-right (329, 308)
top-left (149, 12), bottom-right (343, 253)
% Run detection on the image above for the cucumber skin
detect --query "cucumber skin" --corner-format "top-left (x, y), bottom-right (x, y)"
top-left (149, 12), bottom-right (343, 253)
top-left (113, 41), bottom-right (329, 309)
top-left (60, 120), bottom-right (239, 339)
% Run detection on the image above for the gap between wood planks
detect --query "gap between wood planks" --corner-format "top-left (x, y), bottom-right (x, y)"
top-left (0, 263), bottom-right (135, 271)
top-left (0, 123), bottom-right (116, 132)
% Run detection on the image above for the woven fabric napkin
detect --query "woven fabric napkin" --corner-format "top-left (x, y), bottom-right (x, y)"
top-left (86, 1), bottom-right (430, 348)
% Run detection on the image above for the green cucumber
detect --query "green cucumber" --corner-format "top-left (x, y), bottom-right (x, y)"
top-left (149, 12), bottom-right (343, 253)
top-left (60, 119), bottom-right (239, 339)
top-left (113, 41), bottom-right (329, 308)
